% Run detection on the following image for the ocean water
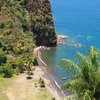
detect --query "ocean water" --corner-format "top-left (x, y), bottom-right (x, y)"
top-left (42, 0), bottom-right (100, 86)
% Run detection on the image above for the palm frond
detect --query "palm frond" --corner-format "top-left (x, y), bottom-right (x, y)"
top-left (76, 52), bottom-right (92, 67)
top-left (94, 82), bottom-right (100, 99)
top-left (61, 46), bottom-right (100, 100)
top-left (88, 46), bottom-right (99, 65)
top-left (80, 90), bottom-right (92, 100)
top-left (60, 59), bottom-right (82, 76)
top-left (63, 78), bottom-right (85, 93)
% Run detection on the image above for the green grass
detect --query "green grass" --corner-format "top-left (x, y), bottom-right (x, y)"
top-left (0, 75), bottom-right (18, 99)
top-left (0, 74), bottom-right (18, 85)
top-left (38, 88), bottom-right (53, 100)
top-left (0, 75), bottom-right (53, 100)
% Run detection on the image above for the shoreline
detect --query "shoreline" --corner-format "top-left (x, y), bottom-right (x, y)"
top-left (57, 34), bottom-right (69, 45)
top-left (34, 46), bottom-right (65, 100)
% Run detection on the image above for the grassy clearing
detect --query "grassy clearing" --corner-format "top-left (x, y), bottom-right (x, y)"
top-left (38, 88), bottom-right (52, 100)
top-left (0, 74), bottom-right (18, 99)
top-left (0, 74), bottom-right (53, 100)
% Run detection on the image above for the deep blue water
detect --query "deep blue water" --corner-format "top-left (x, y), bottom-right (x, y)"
top-left (42, 0), bottom-right (100, 86)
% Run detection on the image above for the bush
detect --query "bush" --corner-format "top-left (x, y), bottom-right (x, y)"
top-left (51, 97), bottom-right (56, 100)
top-left (0, 49), bottom-right (7, 65)
top-left (38, 77), bottom-right (45, 87)
top-left (0, 61), bottom-right (14, 78)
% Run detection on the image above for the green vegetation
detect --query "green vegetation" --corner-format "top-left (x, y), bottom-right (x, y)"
top-left (24, 0), bottom-right (57, 46)
top-left (0, 0), bottom-right (56, 78)
top-left (0, 0), bottom-right (36, 78)
top-left (38, 77), bottom-right (45, 87)
top-left (61, 46), bottom-right (100, 100)
top-left (0, 75), bottom-right (52, 100)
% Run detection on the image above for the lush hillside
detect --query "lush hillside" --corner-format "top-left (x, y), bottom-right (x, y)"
top-left (0, 0), bottom-right (56, 77)
top-left (25, 0), bottom-right (57, 46)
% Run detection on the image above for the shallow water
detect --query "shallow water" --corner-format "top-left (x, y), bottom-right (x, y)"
top-left (42, 0), bottom-right (100, 86)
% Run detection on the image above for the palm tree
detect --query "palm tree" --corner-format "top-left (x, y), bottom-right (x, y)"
top-left (61, 46), bottom-right (100, 100)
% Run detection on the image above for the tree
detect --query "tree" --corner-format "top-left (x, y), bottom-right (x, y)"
top-left (61, 46), bottom-right (100, 100)
top-left (0, 0), bottom-right (36, 77)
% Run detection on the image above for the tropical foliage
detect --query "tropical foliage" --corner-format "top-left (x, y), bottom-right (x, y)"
top-left (0, 0), bottom-right (56, 77)
top-left (38, 77), bottom-right (45, 88)
top-left (0, 0), bottom-right (36, 78)
top-left (24, 0), bottom-right (57, 46)
top-left (61, 46), bottom-right (100, 100)
top-left (0, 0), bottom-right (56, 78)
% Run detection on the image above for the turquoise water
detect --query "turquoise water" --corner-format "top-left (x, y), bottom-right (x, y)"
top-left (42, 0), bottom-right (100, 86)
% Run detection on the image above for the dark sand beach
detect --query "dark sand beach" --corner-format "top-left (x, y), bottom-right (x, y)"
top-left (34, 46), bottom-right (65, 100)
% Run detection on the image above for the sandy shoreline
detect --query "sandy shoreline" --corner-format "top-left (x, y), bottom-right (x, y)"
top-left (34, 46), bottom-right (65, 100)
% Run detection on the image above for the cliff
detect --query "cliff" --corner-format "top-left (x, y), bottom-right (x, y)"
top-left (25, 0), bottom-right (57, 47)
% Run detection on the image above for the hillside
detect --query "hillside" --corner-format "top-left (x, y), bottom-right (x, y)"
top-left (0, 0), bottom-right (56, 77)
top-left (25, 0), bottom-right (57, 46)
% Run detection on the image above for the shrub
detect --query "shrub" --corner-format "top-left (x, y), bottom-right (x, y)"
top-left (38, 77), bottom-right (45, 87)
top-left (0, 49), bottom-right (7, 65)
top-left (0, 61), bottom-right (13, 78)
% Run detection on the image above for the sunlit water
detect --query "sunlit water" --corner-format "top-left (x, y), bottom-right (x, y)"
top-left (42, 0), bottom-right (100, 86)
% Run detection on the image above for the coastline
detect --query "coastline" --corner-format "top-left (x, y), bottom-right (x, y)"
top-left (34, 46), bottom-right (65, 100)
top-left (57, 34), bottom-right (69, 45)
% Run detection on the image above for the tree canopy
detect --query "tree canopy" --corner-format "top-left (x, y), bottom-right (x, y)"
top-left (0, 0), bottom-right (36, 77)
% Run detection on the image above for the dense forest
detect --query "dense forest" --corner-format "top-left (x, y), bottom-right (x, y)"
top-left (0, 0), bottom-right (56, 78)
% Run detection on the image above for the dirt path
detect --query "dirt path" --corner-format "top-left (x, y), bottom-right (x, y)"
top-left (7, 92), bottom-right (15, 100)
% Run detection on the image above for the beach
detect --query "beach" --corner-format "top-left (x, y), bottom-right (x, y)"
top-left (34, 46), bottom-right (65, 100)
